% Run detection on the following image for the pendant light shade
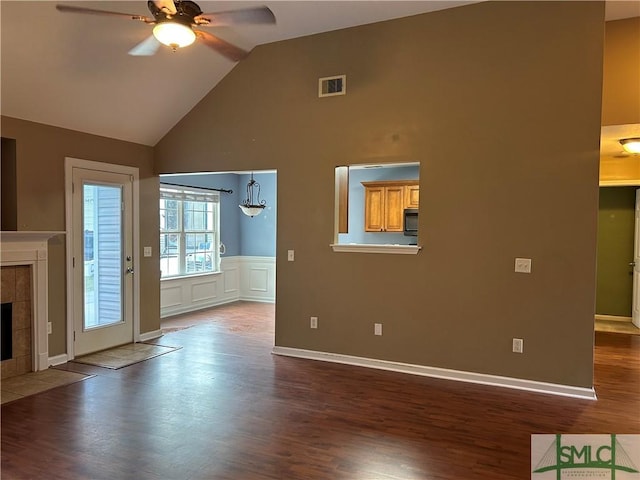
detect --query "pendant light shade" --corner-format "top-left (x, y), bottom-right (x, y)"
top-left (239, 172), bottom-right (266, 217)
top-left (620, 138), bottom-right (640, 155)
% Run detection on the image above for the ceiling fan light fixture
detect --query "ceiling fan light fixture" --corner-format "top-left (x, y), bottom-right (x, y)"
top-left (620, 138), bottom-right (640, 155)
top-left (153, 21), bottom-right (196, 49)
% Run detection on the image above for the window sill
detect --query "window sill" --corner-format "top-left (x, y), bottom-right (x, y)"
top-left (330, 244), bottom-right (422, 255)
top-left (161, 271), bottom-right (222, 282)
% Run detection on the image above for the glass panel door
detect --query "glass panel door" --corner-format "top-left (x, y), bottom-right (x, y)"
top-left (72, 166), bottom-right (133, 356)
top-left (83, 183), bottom-right (123, 329)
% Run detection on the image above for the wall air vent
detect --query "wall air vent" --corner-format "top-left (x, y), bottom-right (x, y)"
top-left (319, 75), bottom-right (346, 97)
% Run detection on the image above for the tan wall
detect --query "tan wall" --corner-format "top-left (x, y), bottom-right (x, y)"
top-left (602, 17), bottom-right (640, 126)
top-left (0, 117), bottom-right (160, 355)
top-left (599, 17), bottom-right (640, 183)
top-left (155, 2), bottom-right (604, 388)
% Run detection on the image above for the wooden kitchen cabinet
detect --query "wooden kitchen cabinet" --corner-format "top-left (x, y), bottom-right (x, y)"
top-left (404, 184), bottom-right (420, 208)
top-left (362, 180), bottom-right (419, 232)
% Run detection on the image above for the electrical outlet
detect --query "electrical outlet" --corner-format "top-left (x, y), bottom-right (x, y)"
top-left (47, 322), bottom-right (52, 335)
top-left (514, 258), bottom-right (532, 273)
top-left (310, 316), bottom-right (318, 329)
top-left (374, 323), bottom-right (383, 336)
top-left (288, 250), bottom-right (295, 262)
top-left (512, 338), bottom-right (523, 353)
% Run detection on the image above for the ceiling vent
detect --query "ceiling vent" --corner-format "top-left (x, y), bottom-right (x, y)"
top-left (319, 75), bottom-right (346, 97)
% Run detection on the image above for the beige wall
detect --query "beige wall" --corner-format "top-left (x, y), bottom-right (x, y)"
top-left (0, 117), bottom-right (160, 355)
top-left (600, 17), bottom-right (640, 183)
top-left (602, 17), bottom-right (640, 126)
top-left (155, 2), bottom-right (605, 387)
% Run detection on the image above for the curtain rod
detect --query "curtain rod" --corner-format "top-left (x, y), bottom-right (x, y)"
top-left (161, 182), bottom-right (233, 194)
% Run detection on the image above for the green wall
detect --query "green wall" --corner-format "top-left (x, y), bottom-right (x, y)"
top-left (597, 187), bottom-right (636, 317)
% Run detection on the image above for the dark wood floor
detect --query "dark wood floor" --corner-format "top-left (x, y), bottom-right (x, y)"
top-left (2, 301), bottom-right (639, 479)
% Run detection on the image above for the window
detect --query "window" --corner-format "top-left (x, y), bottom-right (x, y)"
top-left (332, 162), bottom-right (421, 255)
top-left (160, 185), bottom-right (220, 278)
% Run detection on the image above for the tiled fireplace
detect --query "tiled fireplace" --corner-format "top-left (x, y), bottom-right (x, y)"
top-left (1, 265), bottom-right (32, 379)
top-left (0, 231), bottom-right (61, 377)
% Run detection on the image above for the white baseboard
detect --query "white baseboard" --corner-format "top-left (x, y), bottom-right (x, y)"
top-left (238, 296), bottom-right (275, 304)
top-left (272, 347), bottom-right (597, 401)
top-left (161, 297), bottom-right (239, 318)
top-left (139, 329), bottom-right (163, 342)
top-left (48, 353), bottom-right (69, 367)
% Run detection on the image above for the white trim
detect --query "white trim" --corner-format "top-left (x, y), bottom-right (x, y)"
top-left (64, 157), bottom-right (140, 360)
top-left (0, 232), bottom-right (62, 372)
top-left (48, 353), bottom-right (69, 366)
top-left (330, 244), bottom-right (421, 254)
top-left (139, 329), bottom-right (163, 342)
top-left (160, 256), bottom-right (275, 317)
top-left (0, 231), bottom-right (65, 242)
top-left (272, 347), bottom-right (597, 401)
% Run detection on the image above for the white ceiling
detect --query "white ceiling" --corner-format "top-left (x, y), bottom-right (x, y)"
top-left (1, 1), bottom-right (639, 147)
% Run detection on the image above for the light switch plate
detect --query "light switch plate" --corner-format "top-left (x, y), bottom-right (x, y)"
top-left (287, 250), bottom-right (295, 261)
top-left (143, 246), bottom-right (152, 257)
top-left (515, 258), bottom-right (532, 273)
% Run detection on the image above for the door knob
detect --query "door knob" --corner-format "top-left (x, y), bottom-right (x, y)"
top-left (126, 267), bottom-right (134, 274)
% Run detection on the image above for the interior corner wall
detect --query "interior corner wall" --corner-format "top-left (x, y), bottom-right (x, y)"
top-left (239, 172), bottom-right (277, 257)
top-left (154, 1), bottom-right (605, 388)
top-left (0, 116), bottom-right (159, 355)
top-left (602, 16), bottom-right (640, 126)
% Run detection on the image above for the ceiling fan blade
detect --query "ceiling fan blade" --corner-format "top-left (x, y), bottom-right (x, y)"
top-left (152, 0), bottom-right (177, 16)
top-left (196, 31), bottom-right (249, 62)
top-left (128, 35), bottom-right (161, 56)
top-left (55, 4), bottom-right (153, 23)
top-left (195, 6), bottom-right (275, 27)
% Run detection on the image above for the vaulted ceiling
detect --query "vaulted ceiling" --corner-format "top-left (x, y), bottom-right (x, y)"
top-left (1, 1), bottom-right (638, 147)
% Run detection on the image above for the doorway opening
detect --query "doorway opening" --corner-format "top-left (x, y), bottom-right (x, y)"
top-left (596, 185), bottom-right (640, 334)
top-left (158, 170), bottom-right (277, 321)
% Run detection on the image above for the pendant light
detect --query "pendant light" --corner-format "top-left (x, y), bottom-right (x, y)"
top-left (620, 138), bottom-right (640, 155)
top-left (239, 172), bottom-right (266, 217)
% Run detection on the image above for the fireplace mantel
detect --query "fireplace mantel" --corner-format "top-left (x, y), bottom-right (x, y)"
top-left (1, 231), bottom-right (65, 371)
top-left (1, 231), bottom-right (65, 244)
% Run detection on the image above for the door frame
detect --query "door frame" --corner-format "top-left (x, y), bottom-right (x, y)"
top-left (599, 179), bottom-right (640, 328)
top-left (65, 157), bottom-right (140, 360)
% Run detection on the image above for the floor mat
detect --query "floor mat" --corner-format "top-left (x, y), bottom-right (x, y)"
top-left (73, 343), bottom-right (181, 369)
top-left (1, 369), bottom-right (93, 405)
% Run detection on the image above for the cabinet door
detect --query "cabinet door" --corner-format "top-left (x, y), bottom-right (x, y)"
top-left (364, 186), bottom-right (385, 232)
top-left (405, 185), bottom-right (419, 208)
top-left (384, 186), bottom-right (405, 232)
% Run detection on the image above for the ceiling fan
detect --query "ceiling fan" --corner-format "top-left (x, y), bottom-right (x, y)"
top-left (55, 1), bottom-right (276, 61)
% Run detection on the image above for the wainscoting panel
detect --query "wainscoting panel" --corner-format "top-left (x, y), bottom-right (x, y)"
top-left (250, 268), bottom-right (269, 292)
top-left (240, 257), bottom-right (275, 303)
top-left (224, 261), bottom-right (240, 294)
top-left (160, 256), bottom-right (275, 318)
top-left (192, 279), bottom-right (218, 303)
top-left (160, 285), bottom-right (183, 309)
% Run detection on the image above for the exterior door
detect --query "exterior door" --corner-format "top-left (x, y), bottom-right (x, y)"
top-left (633, 189), bottom-right (640, 328)
top-left (72, 168), bottom-right (134, 355)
